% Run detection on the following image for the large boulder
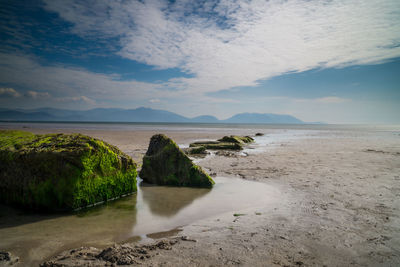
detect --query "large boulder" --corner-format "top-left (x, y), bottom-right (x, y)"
top-left (139, 134), bottom-right (214, 188)
top-left (0, 130), bottom-right (137, 211)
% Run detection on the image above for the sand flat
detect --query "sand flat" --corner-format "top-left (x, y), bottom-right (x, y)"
top-left (1, 123), bottom-right (399, 266)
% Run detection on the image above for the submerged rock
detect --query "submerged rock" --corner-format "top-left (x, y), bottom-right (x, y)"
top-left (140, 134), bottom-right (214, 188)
top-left (0, 130), bottom-right (137, 211)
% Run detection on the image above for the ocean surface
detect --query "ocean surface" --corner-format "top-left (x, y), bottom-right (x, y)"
top-left (1, 121), bottom-right (399, 132)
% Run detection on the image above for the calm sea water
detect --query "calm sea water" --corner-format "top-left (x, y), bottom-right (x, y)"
top-left (1, 121), bottom-right (399, 132)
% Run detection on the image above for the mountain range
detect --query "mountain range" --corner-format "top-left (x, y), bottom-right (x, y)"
top-left (0, 107), bottom-right (304, 124)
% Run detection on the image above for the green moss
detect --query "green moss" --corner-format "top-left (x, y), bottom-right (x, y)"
top-left (189, 135), bottom-right (253, 151)
top-left (187, 146), bottom-right (207, 154)
top-left (0, 130), bottom-right (137, 211)
top-left (218, 135), bottom-right (254, 144)
top-left (140, 134), bottom-right (214, 188)
top-left (189, 142), bottom-right (242, 150)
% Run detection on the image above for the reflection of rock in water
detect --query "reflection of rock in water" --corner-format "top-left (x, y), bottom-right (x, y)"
top-left (140, 185), bottom-right (210, 217)
top-left (75, 194), bottom-right (139, 240)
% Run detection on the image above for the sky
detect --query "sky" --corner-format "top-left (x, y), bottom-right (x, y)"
top-left (0, 0), bottom-right (399, 124)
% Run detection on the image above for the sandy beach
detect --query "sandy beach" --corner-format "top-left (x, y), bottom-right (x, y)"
top-left (1, 123), bottom-right (399, 266)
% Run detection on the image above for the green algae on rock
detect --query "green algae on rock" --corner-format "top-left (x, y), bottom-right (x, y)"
top-left (139, 134), bottom-right (214, 188)
top-left (189, 141), bottom-right (242, 150)
top-left (188, 135), bottom-right (253, 151)
top-left (217, 135), bottom-right (254, 144)
top-left (0, 130), bottom-right (137, 211)
top-left (182, 146), bottom-right (208, 155)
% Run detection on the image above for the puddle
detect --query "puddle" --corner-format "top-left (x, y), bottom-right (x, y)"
top-left (0, 177), bottom-right (279, 266)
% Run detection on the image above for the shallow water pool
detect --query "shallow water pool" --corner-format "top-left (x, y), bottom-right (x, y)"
top-left (0, 177), bottom-right (279, 266)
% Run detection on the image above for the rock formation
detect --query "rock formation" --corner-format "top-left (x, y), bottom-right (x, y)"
top-left (0, 130), bottom-right (137, 211)
top-left (139, 134), bottom-right (214, 188)
top-left (189, 135), bottom-right (254, 151)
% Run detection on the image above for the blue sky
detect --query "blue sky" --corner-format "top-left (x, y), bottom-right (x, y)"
top-left (0, 0), bottom-right (399, 123)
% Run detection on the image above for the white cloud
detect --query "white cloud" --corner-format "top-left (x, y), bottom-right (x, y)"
top-left (56, 95), bottom-right (96, 105)
top-left (149, 98), bottom-right (160, 103)
top-left (0, 53), bottom-right (168, 103)
top-left (24, 90), bottom-right (51, 99)
top-left (0, 87), bottom-right (21, 98)
top-left (44, 0), bottom-right (400, 93)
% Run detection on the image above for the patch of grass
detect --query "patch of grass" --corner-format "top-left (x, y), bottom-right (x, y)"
top-left (233, 213), bottom-right (246, 217)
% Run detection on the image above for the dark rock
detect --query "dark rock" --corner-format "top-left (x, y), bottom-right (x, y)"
top-left (255, 133), bottom-right (264, 136)
top-left (97, 245), bottom-right (139, 265)
top-left (0, 130), bottom-right (137, 211)
top-left (217, 135), bottom-right (254, 144)
top-left (0, 251), bottom-right (11, 261)
top-left (140, 134), bottom-right (214, 188)
top-left (189, 141), bottom-right (242, 150)
top-left (182, 146), bottom-right (209, 155)
top-left (189, 135), bottom-right (253, 151)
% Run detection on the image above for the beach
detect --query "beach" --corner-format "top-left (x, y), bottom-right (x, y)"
top-left (0, 123), bottom-right (399, 266)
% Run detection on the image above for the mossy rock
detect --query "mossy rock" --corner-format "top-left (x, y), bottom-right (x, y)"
top-left (183, 146), bottom-right (208, 155)
top-left (139, 134), bottom-right (214, 188)
top-left (189, 141), bottom-right (242, 150)
top-left (0, 130), bottom-right (137, 211)
top-left (217, 135), bottom-right (254, 144)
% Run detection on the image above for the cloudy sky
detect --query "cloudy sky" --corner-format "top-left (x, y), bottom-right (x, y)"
top-left (0, 0), bottom-right (399, 123)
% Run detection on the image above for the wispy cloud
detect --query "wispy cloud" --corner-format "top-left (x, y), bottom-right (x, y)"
top-left (56, 95), bottom-right (96, 105)
top-left (0, 88), bottom-right (21, 98)
top-left (0, 53), bottom-right (164, 104)
top-left (149, 98), bottom-right (160, 103)
top-left (24, 90), bottom-right (51, 99)
top-left (44, 0), bottom-right (400, 93)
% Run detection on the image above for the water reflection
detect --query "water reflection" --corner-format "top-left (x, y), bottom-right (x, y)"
top-left (0, 177), bottom-right (279, 266)
top-left (140, 184), bottom-right (211, 217)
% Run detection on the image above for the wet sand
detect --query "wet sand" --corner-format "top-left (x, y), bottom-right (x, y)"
top-left (1, 124), bottom-right (399, 266)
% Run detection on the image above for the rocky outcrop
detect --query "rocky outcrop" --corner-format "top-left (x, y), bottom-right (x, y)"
top-left (217, 135), bottom-right (254, 144)
top-left (139, 134), bottom-right (214, 188)
top-left (189, 141), bottom-right (242, 150)
top-left (189, 135), bottom-right (254, 151)
top-left (0, 130), bottom-right (137, 211)
top-left (182, 146), bottom-right (209, 156)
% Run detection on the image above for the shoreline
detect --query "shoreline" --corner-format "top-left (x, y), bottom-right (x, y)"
top-left (1, 124), bottom-right (399, 266)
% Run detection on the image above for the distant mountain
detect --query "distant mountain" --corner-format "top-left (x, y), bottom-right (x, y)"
top-left (190, 115), bottom-right (219, 123)
top-left (0, 107), bottom-right (304, 124)
top-left (0, 110), bottom-right (58, 121)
